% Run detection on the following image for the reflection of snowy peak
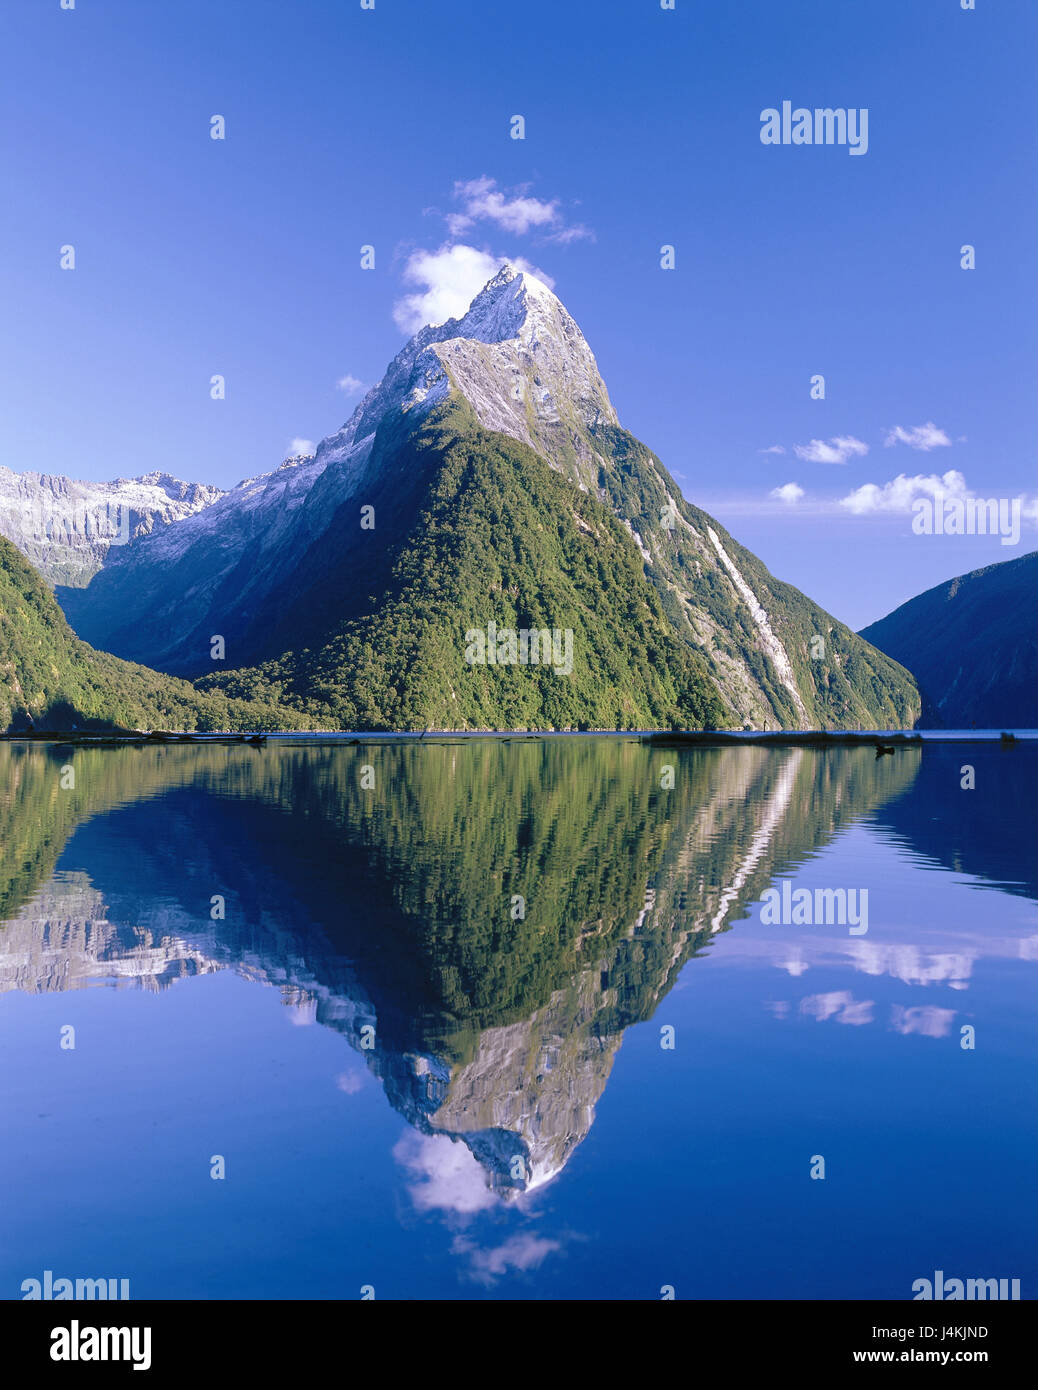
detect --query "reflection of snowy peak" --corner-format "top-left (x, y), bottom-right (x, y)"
top-left (379, 963), bottom-right (625, 1197)
top-left (0, 740), bottom-right (926, 1205)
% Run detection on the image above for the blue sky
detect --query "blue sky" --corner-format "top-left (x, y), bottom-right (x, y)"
top-left (3, 0), bottom-right (1035, 629)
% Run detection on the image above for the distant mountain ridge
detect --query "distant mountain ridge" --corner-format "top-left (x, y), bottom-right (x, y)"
top-left (21, 265), bottom-right (919, 731)
top-left (860, 552), bottom-right (1038, 728)
top-left (0, 466), bottom-right (223, 587)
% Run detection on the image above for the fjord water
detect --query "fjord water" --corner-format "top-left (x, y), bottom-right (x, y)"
top-left (0, 740), bottom-right (1034, 1301)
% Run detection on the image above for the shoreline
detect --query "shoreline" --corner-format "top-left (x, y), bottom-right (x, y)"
top-left (0, 729), bottom-right (1032, 748)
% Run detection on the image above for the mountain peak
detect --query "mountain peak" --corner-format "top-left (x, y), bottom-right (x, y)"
top-left (313, 256), bottom-right (615, 488)
top-left (479, 260), bottom-right (553, 300)
top-left (448, 261), bottom-right (558, 348)
top-left (483, 260), bottom-right (522, 289)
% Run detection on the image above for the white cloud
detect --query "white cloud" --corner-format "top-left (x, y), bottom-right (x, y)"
top-left (393, 1132), bottom-right (497, 1215)
top-left (448, 177), bottom-right (559, 236)
top-left (336, 374), bottom-right (365, 396)
top-left (794, 436), bottom-right (869, 465)
top-left (445, 177), bottom-right (593, 245)
top-left (335, 1069), bottom-right (365, 1095)
top-left (393, 243), bottom-right (554, 334)
top-left (800, 990), bottom-right (874, 1026)
top-left (884, 421), bottom-right (952, 451)
top-left (452, 1232), bottom-right (561, 1286)
top-left (545, 222), bottom-right (595, 245)
top-left (770, 482), bottom-right (804, 504)
top-left (780, 955), bottom-right (809, 977)
top-left (839, 469), bottom-right (970, 515)
top-left (286, 437), bottom-right (316, 458)
top-left (759, 444), bottom-right (786, 455)
top-left (889, 1005), bottom-right (956, 1039)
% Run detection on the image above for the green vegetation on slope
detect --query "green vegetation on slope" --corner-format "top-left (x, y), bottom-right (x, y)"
top-left (206, 401), bottom-right (919, 732)
top-left (860, 552), bottom-right (1038, 728)
top-left (0, 535), bottom-right (309, 732)
top-left (199, 397), bottom-right (730, 731)
top-left (592, 423), bottom-right (922, 729)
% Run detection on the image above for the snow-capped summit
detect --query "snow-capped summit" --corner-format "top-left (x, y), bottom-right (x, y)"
top-left (444, 261), bottom-right (559, 343)
top-left (316, 262), bottom-right (617, 489)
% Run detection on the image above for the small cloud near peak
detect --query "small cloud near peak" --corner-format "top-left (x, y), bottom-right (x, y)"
top-left (794, 436), bottom-right (869, 465)
top-left (883, 422), bottom-right (952, 451)
top-left (771, 482), bottom-right (805, 504)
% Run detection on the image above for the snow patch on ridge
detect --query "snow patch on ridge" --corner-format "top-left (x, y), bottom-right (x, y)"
top-left (0, 466), bottom-right (224, 585)
top-left (705, 526), bottom-right (808, 723)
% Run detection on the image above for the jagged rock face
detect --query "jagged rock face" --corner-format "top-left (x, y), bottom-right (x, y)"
top-left (408, 267), bottom-right (618, 487)
top-left (0, 875), bottom-right (219, 994)
top-left (318, 265), bottom-right (618, 488)
top-left (384, 967), bottom-right (625, 1197)
top-left (0, 467), bottom-right (224, 587)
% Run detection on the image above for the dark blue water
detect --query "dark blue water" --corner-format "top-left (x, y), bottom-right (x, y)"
top-left (1, 739), bottom-right (1034, 1299)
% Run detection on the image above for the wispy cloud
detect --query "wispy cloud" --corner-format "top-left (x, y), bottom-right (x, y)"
top-left (545, 222), bottom-right (596, 245)
top-left (759, 444), bottom-right (786, 455)
top-left (393, 242), bottom-right (553, 334)
top-left (336, 374), bottom-right (365, 396)
top-left (794, 436), bottom-right (869, 465)
top-left (451, 1232), bottom-right (562, 1287)
top-left (447, 177), bottom-right (593, 243)
top-left (883, 421), bottom-right (952, 451)
top-left (286, 437), bottom-right (316, 457)
top-left (694, 472), bottom-right (1038, 525)
top-left (770, 482), bottom-right (804, 504)
top-left (393, 179), bottom-right (590, 333)
top-left (448, 177), bottom-right (557, 236)
top-left (800, 991), bottom-right (874, 1026)
top-left (889, 1005), bottom-right (956, 1039)
top-left (840, 471), bottom-right (1038, 525)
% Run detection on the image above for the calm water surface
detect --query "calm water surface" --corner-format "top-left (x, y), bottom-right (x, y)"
top-left (1, 740), bottom-right (1034, 1299)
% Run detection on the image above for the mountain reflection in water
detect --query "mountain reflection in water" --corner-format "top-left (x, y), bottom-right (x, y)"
top-left (0, 740), bottom-right (1034, 1298)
